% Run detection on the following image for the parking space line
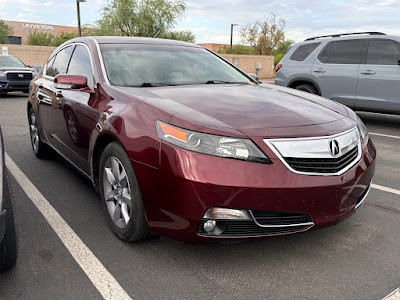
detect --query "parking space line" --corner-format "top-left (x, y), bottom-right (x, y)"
top-left (5, 153), bottom-right (132, 300)
top-left (370, 132), bottom-right (400, 140)
top-left (382, 288), bottom-right (400, 300)
top-left (372, 183), bottom-right (400, 196)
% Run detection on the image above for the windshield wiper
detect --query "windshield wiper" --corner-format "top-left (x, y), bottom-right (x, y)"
top-left (128, 82), bottom-right (177, 87)
top-left (205, 80), bottom-right (248, 84)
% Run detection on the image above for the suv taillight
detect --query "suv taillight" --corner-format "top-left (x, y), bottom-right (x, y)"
top-left (276, 64), bottom-right (282, 72)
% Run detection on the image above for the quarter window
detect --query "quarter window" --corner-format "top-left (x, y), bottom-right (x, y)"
top-left (47, 46), bottom-right (73, 77)
top-left (290, 43), bottom-right (321, 61)
top-left (318, 39), bottom-right (364, 64)
top-left (366, 40), bottom-right (400, 65)
top-left (67, 45), bottom-right (94, 86)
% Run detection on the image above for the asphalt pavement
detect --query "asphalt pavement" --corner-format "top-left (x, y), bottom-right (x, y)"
top-left (0, 92), bottom-right (399, 300)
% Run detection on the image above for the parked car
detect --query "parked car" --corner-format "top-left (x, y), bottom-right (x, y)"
top-left (0, 55), bottom-right (38, 96)
top-left (275, 32), bottom-right (400, 115)
top-left (28, 37), bottom-right (376, 243)
top-left (0, 126), bottom-right (18, 270)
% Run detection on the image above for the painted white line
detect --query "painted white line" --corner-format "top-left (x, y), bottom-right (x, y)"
top-left (370, 132), bottom-right (400, 140)
top-left (382, 288), bottom-right (400, 300)
top-left (372, 183), bottom-right (400, 196)
top-left (5, 153), bottom-right (132, 300)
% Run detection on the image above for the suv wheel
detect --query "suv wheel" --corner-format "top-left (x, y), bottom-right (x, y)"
top-left (295, 84), bottom-right (318, 94)
top-left (99, 142), bottom-right (148, 242)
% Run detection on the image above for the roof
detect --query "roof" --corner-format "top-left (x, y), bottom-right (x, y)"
top-left (82, 36), bottom-right (200, 47)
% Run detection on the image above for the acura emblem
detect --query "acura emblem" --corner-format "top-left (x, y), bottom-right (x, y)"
top-left (18, 74), bottom-right (24, 78)
top-left (329, 140), bottom-right (340, 157)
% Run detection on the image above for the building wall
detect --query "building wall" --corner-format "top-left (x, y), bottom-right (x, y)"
top-left (220, 54), bottom-right (274, 79)
top-left (3, 20), bottom-right (77, 45)
top-left (198, 43), bottom-right (228, 52)
top-left (0, 44), bottom-right (56, 66)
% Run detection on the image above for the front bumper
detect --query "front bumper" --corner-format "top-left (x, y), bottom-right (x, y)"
top-left (0, 80), bottom-right (30, 92)
top-left (136, 135), bottom-right (376, 243)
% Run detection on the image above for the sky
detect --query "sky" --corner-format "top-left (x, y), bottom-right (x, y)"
top-left (0, 0), bottom-right (399, 44)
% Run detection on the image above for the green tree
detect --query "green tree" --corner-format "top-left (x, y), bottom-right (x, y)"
top-left (27, 30), bottom-right (54, 46)
top-left (51, 31), bottom-right (79, 47)
top-left (92, 0), bottom-right (195, 41)
top-left (272, 40), bottom-right (294, 64)
top-left (217, 44), bottom-right (254, 55)
top-left (0, 19), bottom-right (13, 44)
top-left (240, 14), bottom-right (285, 55)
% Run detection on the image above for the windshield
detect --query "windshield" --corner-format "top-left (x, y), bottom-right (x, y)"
top-left (100, 43), bottom-right (252, 87)
top-left (0, 55), bottom-right (26, 68)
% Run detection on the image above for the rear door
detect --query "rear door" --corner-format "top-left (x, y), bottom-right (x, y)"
top-left (356, 39), bottom-right (400, 113)
top-left (312, 39), bottom-right (365, 108)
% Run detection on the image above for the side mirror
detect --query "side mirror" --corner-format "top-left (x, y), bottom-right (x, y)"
top-left (54, 74), bottom-right (88, 90)
top-left (248, 73), bottom-right (259, 81)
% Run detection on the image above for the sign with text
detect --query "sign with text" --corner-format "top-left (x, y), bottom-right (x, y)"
top-left (22, 23), bottom-right (55, 31)
top-left (1, 47), bottom-right (8, 55)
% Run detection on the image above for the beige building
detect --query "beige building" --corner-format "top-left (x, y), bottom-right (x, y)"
top-left (3, 20), bottom-right (77, 45)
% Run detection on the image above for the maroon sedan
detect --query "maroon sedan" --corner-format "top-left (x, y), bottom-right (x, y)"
top-left (27, 37), bottom-right (376, 243)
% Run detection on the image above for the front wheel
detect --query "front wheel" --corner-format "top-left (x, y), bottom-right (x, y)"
top-left (28, 107), bottom-right (49, 158)
top-left (99, 142), bottom-right (148, 242)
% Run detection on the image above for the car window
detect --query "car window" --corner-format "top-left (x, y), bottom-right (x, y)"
top-left (100, 44), bottom-right (251, 87)
top-left (67, 45), bottom-right (93, 86)
top-left (44, 55), bottom-right (56, 77)
top-left (47, 46), bottom-right (73, 78)
top-left (318, 39), bottom-right (364, 64)
top-left (366, 40), bottom-right (400, 65)
top-left (290, 43), bottom-right (321, 61)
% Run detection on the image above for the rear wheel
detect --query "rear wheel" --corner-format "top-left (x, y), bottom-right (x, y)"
top-left (0, 169), bottom-right (18, 272)
top-left (295, 84), bottom-right (318, 94)
top-left (99, 142), bottom-right (148, 242)
top-left (28, 107), bottom-right (49, 158)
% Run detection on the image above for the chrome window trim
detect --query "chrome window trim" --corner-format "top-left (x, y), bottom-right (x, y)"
top-left (248, 211), bottom-right (315, 228)
top-left (264, 127), bottom-right (362, 176)
top-left (43, 42), bottom-right (95, 87)
top-left (89, 38), bottom-right (111, 85)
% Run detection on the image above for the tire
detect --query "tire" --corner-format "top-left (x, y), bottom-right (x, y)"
top-left (0, 169), bottom-right (18, 271)
top-left (295, 84), bottom-right (318, 94)
top-left (99, 142), bottom-right (148, 242)
top-left (0, 92), bottom-right (7, 97)
top-left (28, 107), bottom-right (49, 158)
top-left (65, 110), bottom-right (81, 145)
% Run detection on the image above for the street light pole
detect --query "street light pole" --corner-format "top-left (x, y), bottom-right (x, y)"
top-left (230, 24), bottom-right (238, 54)
top-left (76, 0), bottom-right (86, 37)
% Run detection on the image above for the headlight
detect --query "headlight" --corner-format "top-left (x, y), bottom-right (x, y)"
top-left (156, 121), bottom-right (271, 164)
top-left (0, 71), bottom-right (6, 78)
top-left (357, 115), bottom-right (368, 140)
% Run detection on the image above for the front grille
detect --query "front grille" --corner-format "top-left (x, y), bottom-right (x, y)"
top-left (197, 210), bottom-right (314, 237)
top-left (6, 72), bottom-right (33, 81)
top-left (284, 146), bottom-right (358, 174)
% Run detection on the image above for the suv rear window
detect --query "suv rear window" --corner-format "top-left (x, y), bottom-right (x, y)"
top-left (290, 43), bottom-right (321, 61)
top-left (367, 40), bottom-right (400, 65)
top-left (318, 39), bottom-right (364, 64)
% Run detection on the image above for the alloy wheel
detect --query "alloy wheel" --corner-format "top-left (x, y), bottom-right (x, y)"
top-left (103, 156), bottom-right (132, 229)
top-left (29, 111), bottom-right (39, 153)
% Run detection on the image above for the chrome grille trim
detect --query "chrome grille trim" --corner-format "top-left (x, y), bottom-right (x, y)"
top-left (264, 127), bottom-right (362, 176)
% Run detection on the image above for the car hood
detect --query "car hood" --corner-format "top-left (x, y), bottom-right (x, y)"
top-left (119, 83), bottom-right (350, 137)
top-left (0, 67), bottom-right (35, 72)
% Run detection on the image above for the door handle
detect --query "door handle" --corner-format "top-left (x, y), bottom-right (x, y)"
top-left (361, 70), bottom-right (376, 75)
top-left (313, 68), bottom-right (325, 73)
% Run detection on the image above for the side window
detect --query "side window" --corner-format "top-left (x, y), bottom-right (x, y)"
top-left (367, 40), bottom-right (400, 65)
top-left (45, 55), bottom-right (57, 77)
top-left (318, 39), bottom-right (364, 64)
top-left (67, 45), bottom-right (94, 86)
top-left (48, 46), bottom-right (73, 77)
top-left (290, 43), bottom-right (321, 61)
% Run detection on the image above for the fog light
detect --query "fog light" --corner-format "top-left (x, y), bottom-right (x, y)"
top-left (203, 207), bottom-right (251, 220)
top-left (203, 220), bottom-right (216, 232)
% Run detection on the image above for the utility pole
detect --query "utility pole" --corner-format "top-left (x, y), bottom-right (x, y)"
top-left (76, 0), bottom-right (87, 37)
top-left (230, 24), bottom-right (238, 54)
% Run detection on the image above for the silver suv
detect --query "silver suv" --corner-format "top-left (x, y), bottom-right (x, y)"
top-left (275, 32), bottom-right (400, 115)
